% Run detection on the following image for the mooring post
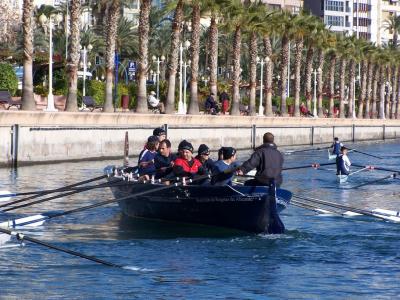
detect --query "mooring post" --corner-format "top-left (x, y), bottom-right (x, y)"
top-left (382, 124), bottom-right (386, 140)
top-left (11, 124), bottom-right (19, 168)
top-left (163, 123), bottom-right (168, 138)
top-left (311, 126), bottom-right (314, 146)
top-left (251, 124), bottom-right (256, 150)
top-left (332, 126), bottom-right (335, 139)
top-left (352, 124), bottom-right (355, 143)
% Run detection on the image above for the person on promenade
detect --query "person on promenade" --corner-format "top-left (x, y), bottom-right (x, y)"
top-left (205, 93), bottom-right (219, 115)
top-left (154, 139), bottom-right (176, 179)
top-left (173, 140), bottom-right (205, 178)
top-left (336, 146), bottom-right (351, 176)
top-left (153, 127), bottom-right (166, 142)
top-left (300, 102), bottom-right (313, 117)
top-left (195, 144), bottom-right (214, 174)
top-left (211, 147), bottom-right (237, 186)
top-left (331, 137), bottom-right (343, 156)
top-left (236, 132), bottom-right (284, 188)
top-left (219, 90), bottom-right (230, 114)
top-left (138, 135), bottom-right (159, 178)
top-left (148, 91), bottom-right (165, 113)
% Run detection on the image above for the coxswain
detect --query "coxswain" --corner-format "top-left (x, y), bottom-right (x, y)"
top-left (331, 137), bottom-right (343, 156)
top-left (138, 135), bottom-right (159, 177)
top-left (173, 140), bottom-right (205, 178)
top-left (211, 147), bottom-right (237, 186)
top-left (154, 139), bottom-right (177, 179)
top-left (195, 144), bottom-right (214, 174)
top-left (236, 132), bottom-right (284, 187)
top-left (336, 146), bottom-right (351, 175)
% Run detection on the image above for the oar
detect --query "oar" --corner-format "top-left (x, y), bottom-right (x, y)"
top-left (291, 199), bottom-right (337, 215)
top-left (0, 227), bottom-right (124, 268)
top-left (285, 146), bottom-right (330, 154)
top-left (293, 194), bottom-right (400, 222)
top-left (350, 173), bottom-right (398, 189)
top-left (0, 174), bottom-right (108, 200)
top-left (350, 149), bottom-right (383, 159)
top-left (352, 164), bottom-right (400, 174)
top-left (3, 175), bottom-right (212, 228)
top-left (283, 162), bottom-right (336, 171)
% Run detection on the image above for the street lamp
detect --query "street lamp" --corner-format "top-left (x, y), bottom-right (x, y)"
top-left (178, 40), bottom-right (190, 114)
top-left (39, 13), bottom-right (63, 112)
top-left (80, 44), bottom-right (92, 109)
top-left (152, 55), bottom-right (165, 101)
top-left (183, 59), bottom-right (191, 113)
top-left (257, 56), bottom-right (268, 116)
top-left (313, 68), bottom-right (320, 118)
top-left (352, 75), bottom-right (359, 119)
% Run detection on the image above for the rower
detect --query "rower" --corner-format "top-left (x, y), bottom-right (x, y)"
top-left (195, 144), bottom-right (214, 174)
top-left (173, 140), bottom-right (205, 178)
top-left (331, 137), bottom-right (343, 156)
top-left (211, 147), bottom-right (237, 186)
top-left (237, 132), bottom-right (284, 187)
top-left (154, 139), bottom-right (177, 179)
top-left (138, 136), bottom-right (159, 177)
top-left (153, 127), bottom-right (166, 142)
top-left (336, 146), bottom-right (351, 176)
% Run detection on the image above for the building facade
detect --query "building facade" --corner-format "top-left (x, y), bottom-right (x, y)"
top-left (262, 0), bottom-right (303, 14)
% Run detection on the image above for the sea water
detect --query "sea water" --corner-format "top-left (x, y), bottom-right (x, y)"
top-left (0, 140), bottom-right (399, 299)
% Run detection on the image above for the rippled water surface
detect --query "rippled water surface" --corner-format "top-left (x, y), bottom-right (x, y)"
top-left (0, 140), bottom-right (399, 299)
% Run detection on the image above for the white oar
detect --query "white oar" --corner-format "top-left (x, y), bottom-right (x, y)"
top-left (0, 191), bottom-right (12, 202)
top-left (0, 214), bottom-right (48, 228)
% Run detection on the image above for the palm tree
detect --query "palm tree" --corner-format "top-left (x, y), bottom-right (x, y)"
top-left (383, 15), bottom-right (400, 48)
top-left (21, 0), bottom-right (35, 110)
top-left (326, 47), bottom-right (337, 117)
top-left (65, 0), bottom-right (81, 112)
top-left (165, 0), bottom-right (183, 114)
top-left (357, 41), bottom-right (373, 119)
top-left (136, 0), bottom-right (152, 113)
top-left (390, 58), bottom-right (398, 119)
top-left (364, 55), bottom-right (375, 119)
top-left (336, 36), bottom-right (351, 118)
top-left (188, 1), bottom-right (201, 115)
top-left (396, 65), bottom-right (400, 119)
top-left (370, 64), bottom-right (379, 119)
top-left (103, 0), bottom-right (120, 112)
top-left (263, 35), bottom-right (274, 117)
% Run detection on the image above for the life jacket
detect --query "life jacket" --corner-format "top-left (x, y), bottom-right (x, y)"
top-left (174, 157), bottom-right (203, 174)
top-left (336, 154), bottom-right (349, 175)
top-left (332, 141), bottom-right (341, 155)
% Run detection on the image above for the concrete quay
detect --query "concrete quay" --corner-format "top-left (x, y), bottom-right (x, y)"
top-left (1, 111), bottom-right (399, 167)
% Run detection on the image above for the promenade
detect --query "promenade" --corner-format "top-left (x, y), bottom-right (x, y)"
top-left (1, 111), bottom-right (399, 167)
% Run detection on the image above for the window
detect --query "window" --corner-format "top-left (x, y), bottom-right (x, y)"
top-left (325, 1), bottom-right (344, 12)
top-left (353, 17), bottom-right (371, 27)
top-left (325, 15), bottom-right (344, 26)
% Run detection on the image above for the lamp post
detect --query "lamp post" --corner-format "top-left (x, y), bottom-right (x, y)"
top-left (183, 59), bottom-right (191, 114)
top-left (352, 75), bottom-right (359, 119)
top-left (39, 13), bottom-right (63, 112)
top-left (152, 55), bottom-right (165, 101)
top-left (80, 44), bottom-right (92, 109)
top-left (178, 40), bottom-right (190, 114)
top-left (313, 69), bottom-right (318, 117)
top-left (257, 56), bottom-right (266, 116)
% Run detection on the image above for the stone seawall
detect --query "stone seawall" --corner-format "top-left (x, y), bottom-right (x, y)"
top-left (1, 111), bottom-right (399, 167)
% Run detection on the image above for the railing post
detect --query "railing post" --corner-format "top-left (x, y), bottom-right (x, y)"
top-left (251, 124), bottom-right (256, 150)
top-left (163, 123), bottom-right (168, 138)
top-left (383, 124), bottom-right (386, 140)
top-left (352, 124), bottom-right (355, 143)
top-left (311, 126), bottom-right (314, 146)
top-left (11, 124), bottom-right (19, 168)
top-left (332, 125), bottom-right (335, 139)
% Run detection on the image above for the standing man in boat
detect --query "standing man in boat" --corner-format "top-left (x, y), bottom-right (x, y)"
top-left (173, 140), bottom-right (205, 178)
top-left (237, 132), bottom-right (284, 187)
top-left (336, 146), bottom-right (351, 175)
top-left (154, 139), bottom-right (176, 179)
top-left (331, 137), bottom-right (343, 156)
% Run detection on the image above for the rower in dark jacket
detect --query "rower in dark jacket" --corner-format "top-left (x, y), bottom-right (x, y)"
top-left (154, 139), bottom-right (177, 179)
top-left (237, 132), bottom-right (284, 187)
top-left (195, 144), bottom-right (214, 174)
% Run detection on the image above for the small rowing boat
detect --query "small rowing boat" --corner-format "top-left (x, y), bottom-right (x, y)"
top-left (104, 166), bottom-right (292, 234)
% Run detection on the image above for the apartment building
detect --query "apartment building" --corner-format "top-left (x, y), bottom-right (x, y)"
top-left (262, 0), bottom-right (303, 14)
top-left (378, 0), bottom-right (400, 45)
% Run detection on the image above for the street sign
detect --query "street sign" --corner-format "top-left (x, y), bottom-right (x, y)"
top-left (128, 61), bottom-right (137, 81)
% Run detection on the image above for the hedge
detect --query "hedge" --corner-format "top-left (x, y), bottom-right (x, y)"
top-left (0, 63), bottom-right (18, 96)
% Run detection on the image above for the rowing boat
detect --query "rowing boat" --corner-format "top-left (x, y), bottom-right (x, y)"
top-left (104, 166), bottom-right (291, 234)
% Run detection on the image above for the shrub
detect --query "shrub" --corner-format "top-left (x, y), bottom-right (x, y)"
top-left (0, 63), bottom-right (18, 96)
top-left (88, 80), bottom-right (105, 105)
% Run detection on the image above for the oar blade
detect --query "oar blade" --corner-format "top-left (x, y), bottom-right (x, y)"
top-left (0, 191), bottom-right (13, 202)
top-left (0, 214), bottom-right (48, 228)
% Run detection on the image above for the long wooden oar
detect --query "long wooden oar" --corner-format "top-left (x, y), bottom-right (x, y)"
top-left (350, 149), bottom-right (383, 159)
top-left (293, 194), bottom-right (400, 222)
top-left (350, 173), bottom-right (398, 189)
top-left (0, 174), bottom-right (108, 200)
top-left (285, 146), bottom-right (330, 154)
top-left (352, 164), bottom-right (400, 174)
top-left (0, 227), bottom-right (124, 268)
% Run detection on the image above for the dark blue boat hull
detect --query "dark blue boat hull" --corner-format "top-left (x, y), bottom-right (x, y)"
top-left (105, 169), bottom-right (291, 234)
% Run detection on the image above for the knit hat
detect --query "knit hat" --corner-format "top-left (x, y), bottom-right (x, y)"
top-left (147, 135), bottom-right (159, 143)
top-left (222, 147), bottom-right (236, 160)
top-left (178, 140), bottom-right (194, 152)
top-left (198, 144), bottom-right (210, 155)
top-left (153, 127), bottom-right (166, 137)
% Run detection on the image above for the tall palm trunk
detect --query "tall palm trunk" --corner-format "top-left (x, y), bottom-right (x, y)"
top-left (339, 58), bottom-right (347, 118)
top-left (208, 15), bottom-right (218, 97)
top-left (396, 67), bottom-right (400, 119)
top-left (328, 54), bottom-right (336, 117)
top-left (248, 32), bottom-right (257, 116)
top-left (65, 0), bottom-right (81, 112)
top-left (188, 3), bottom-right (201, 115)
top-left (317, 50), bottom-right (325, 118)
top-left (371, 65), bottom-right (379, 119)
top-left (263, 35), bottom-right (273, 117)
top-left (280, 34), bottom-right (289, 116)
top-left (21, 0), bottom-right (35, 110)
top-left (379, 65), bottom-right (386, 119)
top-left (385, 66), bottom-right (391, 117)
top-left (357, 60), bottom-right (368, 118)
top-left (305, 45), bottom-right (314, 111)
top-left (165, 0), bottom-right (183, 114)
top-left (364, 62), bottom-right (374, 119)
top-left (293, 38), bottom-right (303, 117)
top-left (390, 66), bottom-right (398, 119)
top-left (136, 0), bottom-right (151, 113)
top-left (103, 0), bottom-right (120, 112)
top-left (348, 60), bottom-right (355, 118)
top-left (231, 25), bottom-right (241, 116)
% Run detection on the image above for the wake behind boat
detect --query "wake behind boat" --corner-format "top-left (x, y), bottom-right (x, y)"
top-left (104, 166), bottom-right (291, 234)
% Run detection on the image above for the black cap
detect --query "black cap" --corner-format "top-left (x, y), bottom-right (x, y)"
top-left (178, 140), bottom-right (194, 152)
top-left (153, 127), bottom-right (166, 137)
top-left (222, 147), bottom-right (236, 160)
top-left (147, 135), bottom-right (159, 143)
top-left (218, 147), bottom-right (225, 158)
top-left (198, 144), bottom-right (210, 155)
top-left (341, 146), bottom-right (348, 151)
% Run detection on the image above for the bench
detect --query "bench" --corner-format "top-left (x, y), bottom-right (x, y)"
top-left (82, 96), bottom-right (103, 111)
top-left (0, 90), bottom-right (22, 110)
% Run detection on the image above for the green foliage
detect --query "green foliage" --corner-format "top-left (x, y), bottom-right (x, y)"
top-left (34, 85), bottom-right (48, 96)
top-left (53, 69), bottom-right (68, 95)
top-left (88, 80), bottom-right (105, 105)
top-left (0, 63), bottom-right (18, 96)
